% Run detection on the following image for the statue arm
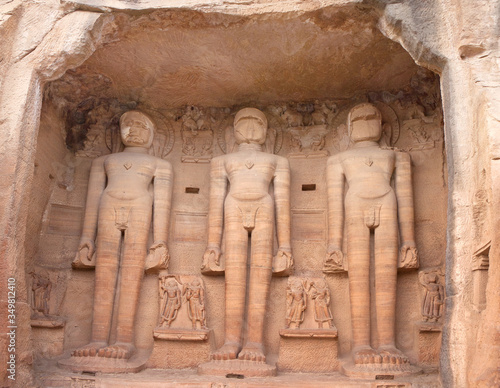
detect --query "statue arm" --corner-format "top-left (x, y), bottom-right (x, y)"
top-left (326, 155), bottom-right (345, 251)
top-left (206, 156), bottom-right (228, 249)
top-left (274, 156), bottom-right (292, 251)
top-left (153, 159), bottom-right (174, 246)
top-left (395, 152), bottom-right (416, 246)
top-left (80, 156), bottom-right (106, 246)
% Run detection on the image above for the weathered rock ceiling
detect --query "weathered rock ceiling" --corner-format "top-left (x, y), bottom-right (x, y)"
top-left (48, 6), bottom-right (421, 109)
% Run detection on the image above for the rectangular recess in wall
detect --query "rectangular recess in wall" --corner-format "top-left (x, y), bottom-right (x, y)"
top-left (185, 187), bottom-right (200, 194)
top-left (302, 184), bottom-right (316, 191)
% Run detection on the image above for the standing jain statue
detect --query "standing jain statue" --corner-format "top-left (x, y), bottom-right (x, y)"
top-left (326, 103), bottom-right (417, 366)
top-left (72, 111), bottom-right (173, 360)
top-left (203, 107), bottom-right (292, 362)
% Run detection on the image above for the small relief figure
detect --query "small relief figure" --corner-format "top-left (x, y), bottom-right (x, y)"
top-left (31, 272), bottom-right (51, 317)
top-left (285, 279), bottom-right (307, 329)
top-left (183, 278), bottom-right (207, 330)
top-left (159, 278), bottom-right (182, 328)
top-left (181, 106), bottom-right (214, 162)
top-left (308, 279), bottom-right (335, 329)
top-left (419, 271), bottom-right (444, 322)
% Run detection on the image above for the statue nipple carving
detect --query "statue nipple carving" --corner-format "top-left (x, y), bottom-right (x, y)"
top-left (202, 107), bottom-right (293, 364)
top-left (326, 103), bottom-right (418, 373)
top-left (66, 111), bottom-right (173, 366)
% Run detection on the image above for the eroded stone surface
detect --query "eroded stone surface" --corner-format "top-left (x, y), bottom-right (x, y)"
top-left (1, 1), bottom-right (499, 387)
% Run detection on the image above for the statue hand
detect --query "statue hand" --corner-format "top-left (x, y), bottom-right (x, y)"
top-left (323, 245), bottom-right (344, 273)
top-left (72, 240), bottom-right (96, 269)
top-left (145, 241), bottom-right (169, 272)
top-left (399, 242), bottom-right (418, 269)
top-left (273, 247), bottom-right (294, 276)
top-left (202, 246), bottom-right (222, 268)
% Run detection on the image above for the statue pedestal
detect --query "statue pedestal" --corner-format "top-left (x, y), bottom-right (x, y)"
top-left (198, 359), bottom-right (277, 377)
top-left (148, 329), bottom-right (214, 369)
top-left (341, 361), bottom-right (422, 379)
top-left (31, 318), bottom-right (65, 359)
top-left (58, 349), bottom-right (150, 373)
top-left (277, 328), bottom-right (339, 372)
top-left (416, 321), bottom-right (442, 366)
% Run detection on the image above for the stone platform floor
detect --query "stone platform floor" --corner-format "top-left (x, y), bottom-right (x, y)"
top-left (35, 359), bottom-right (441, 388)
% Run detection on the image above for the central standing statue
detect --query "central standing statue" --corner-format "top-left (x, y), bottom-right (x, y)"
top-left (326, 103), bottom-right (417, 367)
top-left (203, 107), bottom-right (292, 362)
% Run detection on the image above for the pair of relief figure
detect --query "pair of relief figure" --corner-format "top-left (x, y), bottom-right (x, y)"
top-left (69, 103), bottom-right (417, 370)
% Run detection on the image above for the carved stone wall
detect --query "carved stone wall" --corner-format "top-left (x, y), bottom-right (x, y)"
top-left (32, 74), bottom-right (447, 371)
top-left (1, 1), bottom-right (499, 387)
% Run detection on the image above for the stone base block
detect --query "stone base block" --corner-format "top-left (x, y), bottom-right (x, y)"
top-left (32, 325), bottom-right (65, 359)
top-left (198, 359), bottom-right (277, 377)
top-left (58, 349), bottom-right (149, 373)
top-left (148, 330), bottom-right (214, 369)
top-left (341, 361), bottom-right (422, 379)
top-left (277, 331), bottom-right (339, 372)
top-left (416, 322), bottom-right (442, 366)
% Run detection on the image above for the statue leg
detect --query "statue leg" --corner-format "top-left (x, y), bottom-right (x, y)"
top-left (346, 203), bottom-right (377, 364)
top-left (73, 205), bottom-right (121, 357)
top-left (98, 204), bottom-right (151, 360)
top-left (211, 202), bottom-right (247, 360)
top-left (239, 202), bottom-right (273, 362)
top-left (374, 201), bottom-right (408, 364)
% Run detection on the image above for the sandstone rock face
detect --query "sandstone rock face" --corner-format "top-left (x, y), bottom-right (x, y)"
top-left (0, 1), bottom-right (498, 387)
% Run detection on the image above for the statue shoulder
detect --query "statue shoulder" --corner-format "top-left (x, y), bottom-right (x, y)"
top-left (156, 157), bottom-right (173, 170)
top-left (91, 154), bottom-right (108, 167)
top-left (273, 153), bottom-right (290, 167)
top-left (327, 151), bottom-right (346, 166)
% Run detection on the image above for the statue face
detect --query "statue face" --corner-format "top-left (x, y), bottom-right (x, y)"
top-left (233, 108), bottom-right (267, 145)
top-left (120, 111), bottom-right (154, 148)
top-left (167, 279), bottom-right (177, 287)
top-left (348, 104), bottom-right (382, 143)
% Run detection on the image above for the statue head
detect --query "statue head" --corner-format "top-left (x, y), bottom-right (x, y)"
top-left (347, 103), bottom-right (382, 143)
top-left (191, 278), bottom-right (201, 287)
top-left (167, 279), bottom-right (178, 288)
top-left (315, 279), bottom-right (327, 289)
top-left (424, 273), bottom-right (438, 284)
top-left (290, 279), bottom-right (303, 290)
top-left (119, 111), bottom-right (155, 148)
top-left (233, 108), bottom-right (268, 145)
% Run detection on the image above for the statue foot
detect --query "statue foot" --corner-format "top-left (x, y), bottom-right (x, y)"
top-left (211, 342), bottom-right (240, 360)
top-left (238, 342), bottom-right (266, 362)
top-left (378, 345), bottom-right (409, 365)
top-left (353, 346), bottom-right (378, 364)
top-left (97, 342), bottom-right (136, 359)
top-left (72, 342), bottom-right (107, 357)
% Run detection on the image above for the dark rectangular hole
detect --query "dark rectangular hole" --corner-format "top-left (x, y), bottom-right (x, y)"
top-left (81, 371), bottom-right (96, 376)
top-left (375, 375), bottom-right (394, 380)
top-left (302, 184), bottom-right (316, 191)
top-left (226, 373), bottom-right (244, 379)
top-left (185, 187), bottom-right (200, 194)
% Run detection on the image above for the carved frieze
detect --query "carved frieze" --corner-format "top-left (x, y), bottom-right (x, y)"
top-left (280, 277), bottom-right (337, 338)
top-left (154, 274), bottom-right (209, 341)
